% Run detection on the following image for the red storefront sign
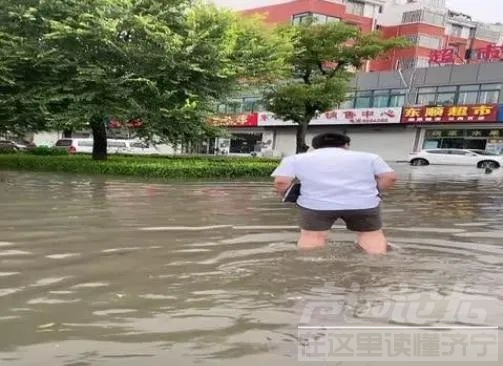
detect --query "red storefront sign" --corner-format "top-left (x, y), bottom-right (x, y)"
top-left (401, 104), bottom-right (498, 123)
top-left (429, 45), bottom-right (503, 65)
top-left (108, 118), bottom-right (144, 129)
top-left (207, 113), bottom-right (258, 127)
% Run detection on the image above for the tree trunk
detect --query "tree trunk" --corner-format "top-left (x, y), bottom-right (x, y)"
top-left (90, 116), bottom-right (107, 161)
top-left (296, 122), bottom-right (309, 153)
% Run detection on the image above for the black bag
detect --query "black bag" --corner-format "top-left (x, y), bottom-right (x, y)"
top-left (282, 182), bottom-right (301, 203)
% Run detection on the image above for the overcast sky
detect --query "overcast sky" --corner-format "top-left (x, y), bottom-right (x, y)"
top-left (446, 0), bottom-right (501, 23)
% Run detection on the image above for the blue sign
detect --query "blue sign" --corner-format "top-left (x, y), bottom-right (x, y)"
top-left (498, 105), bottom-right (503, 122)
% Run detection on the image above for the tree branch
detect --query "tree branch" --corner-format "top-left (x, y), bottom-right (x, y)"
top-left (317, 61), bottom-right (327, 75)
top-left (327, 61), bottom-right (346, 79)
top-left (302, 67), bottom-right (312, 84)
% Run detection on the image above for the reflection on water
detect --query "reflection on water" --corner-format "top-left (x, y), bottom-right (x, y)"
top-left (0, 165), bottom-right (502, 365)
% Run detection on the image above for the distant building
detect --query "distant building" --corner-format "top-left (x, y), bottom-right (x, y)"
top-left (211, 0), bottom-right (503, 71)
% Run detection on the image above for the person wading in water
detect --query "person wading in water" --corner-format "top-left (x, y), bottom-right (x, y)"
top-left (272, 132), bottom-right (398, 254)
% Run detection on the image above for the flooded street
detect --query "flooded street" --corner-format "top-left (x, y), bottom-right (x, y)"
top-left (1, 165), bottom-right (502, 365)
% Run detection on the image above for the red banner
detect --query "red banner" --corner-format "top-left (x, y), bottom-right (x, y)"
top-left (108, 118), bottom-right (144, 129)
top-left (207, 113), bottom-right (258, 127)
top-left (401, 104), bottom-right (498, 123)
top-left (429, 45), bottom-right (503, 65)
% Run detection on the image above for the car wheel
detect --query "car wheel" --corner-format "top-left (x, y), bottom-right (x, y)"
top-left (410, 158), bottom-right (429, 166)
top-left (478, 160), bottom-right (500, 169)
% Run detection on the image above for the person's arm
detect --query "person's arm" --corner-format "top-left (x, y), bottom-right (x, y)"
top-left (376, 172), bottom-right (398, 192)
top-left (271, 156), bottom-right (296, 197)
top-left (372, 156), bottom-right (398, 192)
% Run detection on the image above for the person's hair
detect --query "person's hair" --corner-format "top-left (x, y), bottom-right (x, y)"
top-left (311, 133), bottom-right (350, 149)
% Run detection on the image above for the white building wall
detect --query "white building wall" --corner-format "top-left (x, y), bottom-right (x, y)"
top-left (272, 126), bottom-right (419, 161)
top-left (32, 131), bottom-right (61, 147)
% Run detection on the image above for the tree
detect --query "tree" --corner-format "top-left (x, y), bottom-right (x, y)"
top-left (263, 20), bottom-right (408, 153)
top-left (0, 0), bottom-right (291, 159)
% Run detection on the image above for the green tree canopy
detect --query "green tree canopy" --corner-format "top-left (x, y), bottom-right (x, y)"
top-left (263, 19), bottom-right (408, 153)
top-left (0, 0), bottom-right (291, 159)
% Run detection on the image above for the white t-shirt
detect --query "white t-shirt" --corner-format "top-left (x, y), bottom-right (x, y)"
top-left (271, 148), bottom-right (394, 210)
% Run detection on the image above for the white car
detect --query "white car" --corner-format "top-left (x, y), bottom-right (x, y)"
top-left (408, 149), bottom-right (503, 169)
top-left (54, 138), bottom-right (161, 155)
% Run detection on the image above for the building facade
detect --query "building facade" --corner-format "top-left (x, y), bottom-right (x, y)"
top-left (213, 62), bottom-right (503, 161)
top-left (212, 0), bottom-right (503, 72)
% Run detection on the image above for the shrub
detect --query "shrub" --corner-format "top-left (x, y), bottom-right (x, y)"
top-left (0, 154), bottom-right (277, 179)
top-left (0, 146), bottom-right (18, 154)
top-left (27, 146), bottom-right (69, 156)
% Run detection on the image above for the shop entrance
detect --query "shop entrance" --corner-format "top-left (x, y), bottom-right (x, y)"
top-left (422, 128), bottom-right (503, 151)
top-left (229, 133), bottom-right (263, 154)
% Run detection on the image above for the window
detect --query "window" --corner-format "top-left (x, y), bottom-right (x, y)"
top-left (242, 98), bottom-right (259, 113)
top-left (354, 91), bottom-right (372, 108)
top-left (55, 140), bottom-right (72, 147)
top-left (418, 35), bottom-right (442, 49)
top-left (342, 89), bottom-right (406, 108)
top-left (402, 10), bottom-right (422, 23)
top-left (415, 84), bottom-right (501, 105)
top-left (404, 35), bottom-right (418, 45)
top-left (450, 24), bottom-right (463, 37)
top-left (458, 85), bottom-right (479, 105)
top-left (373, 90), bottom-right (390, 108)
top-left (389, 89), bottom-right (406, 107)
top-left (292, 12), bottom-right (311, 25)
top-left (108, 141), bottom-right (127, 148)
top-left (345, 0), bottom-right (364, 16)
top-left (293, 12), bottom-right (340, 25)
top-left (479, 83), bottom-right (501, 104)
top-left (417, 87), bottom-right (437, 105)
top-left (130, 142), bottom-right (149, 148)
top-left (77, 140), bottom-right (93, 147)
top-left (436, 86), bottom-right (456, 105)
top-left (422, 10), bottom-right (445, 26)
top-left (229, 133), bottom-right (263, 154)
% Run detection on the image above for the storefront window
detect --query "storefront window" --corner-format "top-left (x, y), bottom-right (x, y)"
top-left (422, 128), bottom-right (500, 150)
top-left (229, 133), bottom-right (263, 154)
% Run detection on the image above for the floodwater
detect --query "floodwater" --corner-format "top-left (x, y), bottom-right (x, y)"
top-left (0, 165), bottom-right (502, 365)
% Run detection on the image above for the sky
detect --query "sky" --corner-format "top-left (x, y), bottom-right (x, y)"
top-left (212, 1), bottom-right (503, 24)
top-left (446, 0), bottom-right (502, 23)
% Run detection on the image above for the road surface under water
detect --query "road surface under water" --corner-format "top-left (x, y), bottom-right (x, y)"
top-left (0, 165), bottom-right (502, 365)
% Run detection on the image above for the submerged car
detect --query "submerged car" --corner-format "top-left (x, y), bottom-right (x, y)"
top-left (408, 148), bottom-right (503, 169)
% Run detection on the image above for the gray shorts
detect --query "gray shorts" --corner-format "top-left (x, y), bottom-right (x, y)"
top-left (298, 205), bottom-right (382, 232)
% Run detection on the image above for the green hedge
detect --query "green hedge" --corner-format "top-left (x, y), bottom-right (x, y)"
top-left (0, 154), bottom-right (278, 179)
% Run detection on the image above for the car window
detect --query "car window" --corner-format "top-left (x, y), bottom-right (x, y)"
top-left (448, 150), bottom-right (468, 155)
top-left (77, 141), bottom-right (93, 147)
top-left (130, 142), bottom-right (149, 148)
top-left (108, 141), bottom-right (127, 148)
top-left (425, 150), bottom-right (447, 154)
top-left (470, 150), bottom-right (499, 156)
top-left (55, 140), bottom-right (72, 147)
